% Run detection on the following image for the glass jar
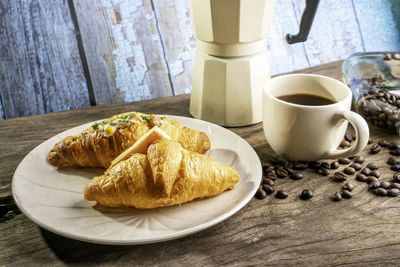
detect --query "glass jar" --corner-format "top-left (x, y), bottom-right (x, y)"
top-left (342, 52), bottom-right (400, 135)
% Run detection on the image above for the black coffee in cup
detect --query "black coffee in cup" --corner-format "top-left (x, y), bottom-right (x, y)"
top-left (278, 94), bottom-right (334, 106)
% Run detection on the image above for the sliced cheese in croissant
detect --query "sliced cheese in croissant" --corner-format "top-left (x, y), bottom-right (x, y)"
top-left (84, 139), bottom-right (240, 209)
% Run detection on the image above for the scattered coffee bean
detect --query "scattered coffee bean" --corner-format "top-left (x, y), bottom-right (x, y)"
top-left (320, 162), bottom-right (330, 169)
top-left (291, 172), bottom-right (304, 180)
top-left (343, 182), bottom-right (354, 192)
top-left (354, 155), bottom-right (365, 164)
top-left (276, 167), bottom-right (289, 178)
top-left (361, 168), bottom-right (371, 176)
top-left (348, 155), bottom-right (357, 160)
top-left (370, 144), bottom-right (381, 154)
top-left (367, 176), bottom-right (379, 184)
top-left (262, 164), bottom-right (275, 173)
top-left (391, 164), bottom-right (400, 171)
top-left (343, 167), bottom-right (356, 175)
top-left (264, 172), bottom-right (277, 180)
top-left (393, 172), bottom-right (400, 182)
top-left (391, 182), bottom-right (400, 190)
top-left (293, 161), bottom-right (308, 170)
top-left (369, 181), bottom-right (381, 190)
top-left (255, 187), bottom-right (267, 199)
top-left (368, 138), bottom-right (373, 144)
top-left (380, 181), bottom-right (391, 189)
top-left (389, 142), bottom-right (400, 149)
top-left (308, 161), bottom-right (320, 169)
top-left (349, 163), bottom-right (362, 171)
top-left (332, 192), bottom-right (343, 201)
top-left (390, 148), bottom-right (400, 156)
top-left (330, 161), bottom-right (339, 169)
top-left (388, 188), bottom-right (400, 197)
top-left (374, 188), bottom-right (387, 196)
top-left (367, 163), bottom-right (379, 170)
top-left (262, 178), bottom-right (274, 186)
top-left (340, 140), bottom-right (350, 147)
top-left (338, 158), bottom-right (351, 164)
top-left (370, 170), bottom-right (381, 178)
top-left (276, 190), bottom-right (288, 199)
top-left (333, 172), bottom-right (347, 182)
top-left (262, 184), bottom-right (275, 195)
top-left (341, 190), bottom-right (353, 199)
top-left (356, 173), bottom-right (368, 182)
top-left (300, 189), bottom-right (313, 200)
top-left (284, 167), bottom-right (294, 175)
top-left (387, 157), bottom-right (399, 165)
top-left (317, 167), bottom-right (330, 176)
top-left (378, 140), bottom-right (389, 147)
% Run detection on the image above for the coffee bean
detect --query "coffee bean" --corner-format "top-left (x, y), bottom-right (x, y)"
top-left (343, 167), bottom-right (356, 175)
top-left (368, 138), bottom-right (373, 144)
top-left (276, 190), bottom-right (288, 199)
top-left (378, 140), bottom-right (389, 147)
top-left (264, 172), bottom-right (278, 180)
top-left (391, 182), bottom-right (400, 190)
top-left (262, 164), bottom-right (275, 173)
top-left (330, 161), bottom-right (340, 169)
top-left (320, 162), bottom-right (330, 169)
top-left (291, 172), bottom-right (304, 180)
top-left (390, 148), bottom-right (400, 156)
top-left (255, 187), bottom-right (267, 199)
top-left (367, 163), bottom-right (379, 170)
top-left (333, 172), bottom-right (347, 182)
top-left (367, 176), bottom-right (379, 184)
top-left (369, 181), bottom-right (381, 190)
top-left (340, 140), bottom-right (350, 147)
top-left (293, 161), bottom-right (308, 170)
top-left (361, 168), bottom-right (371, 176)
top-left (388, 188), bottom-right (400, 197)
top-left (391, 164), bottom-right (400, 171)
top-left (332, 192), bottom-right (343, 201)
top-left (380, 181), bottom-right (391, 189)
top-left (344, 132), bottom-right (353, 142)
top-left (356, 173), bottom-right (368, 182)
top-left (341, 190), bottom-right (353, 199)
top-left (348, 155), bottom-right (357, 160)
top-left (308, 161), bottom-right (320, 169)
top-left (284, 167), bottom-right (294, 175)
top-left (370, 170), bottom-right (380, 178)
top-left (300, 189), bottom-right (313, 200)
top-left (387, 157), bottom-right (399, 165)
top-left (262, 184), bottom-right (275, 195)
top-left (393, 172), bottom-right (400, 182)
top-left (374, 188), bottom-right (387, 196)
top-left (354, 155), bottom-right (365, 164)
top-left (262, 178), bottom-right (274, 186)
top-left (276, 167), bottom-right (289, 178)
top-left (370, 144), bottom-right (381, 154)
top-left (343, 182), bottom-right (354, 192)
top-left (349, 163), bottom-right (362, 171)
top-left (338, 158), bottom-right (351, 164)
top-left (317, 167), bottom-right (330, 176)
top-left (389, 142), bottom-right (400, 149)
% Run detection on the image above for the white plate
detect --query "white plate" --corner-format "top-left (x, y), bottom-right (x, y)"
top-left (12, 115), bottom-right (261, 245)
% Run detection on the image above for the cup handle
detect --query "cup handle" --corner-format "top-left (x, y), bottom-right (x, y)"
top-left (323, 110), bottom-right (369, 159)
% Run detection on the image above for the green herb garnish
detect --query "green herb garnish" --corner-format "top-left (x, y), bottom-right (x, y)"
top-left (140, 114), bottom-right (155, 127)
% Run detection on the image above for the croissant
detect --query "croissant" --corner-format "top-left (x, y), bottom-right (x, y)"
top-left (84, 139), bottom-right (240, 209)
top-left (48, 112), bottom-right (210, 168)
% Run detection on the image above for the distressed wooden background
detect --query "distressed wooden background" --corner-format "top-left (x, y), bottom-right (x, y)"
top-left (0, 0), bottom-right (399, 119)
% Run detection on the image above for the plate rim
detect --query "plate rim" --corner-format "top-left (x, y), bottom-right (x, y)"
top-left (12, 115), bottom-right (262, 245)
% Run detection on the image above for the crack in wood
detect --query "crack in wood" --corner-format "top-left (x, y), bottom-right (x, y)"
top-left (0, 194), bottom-right (21, 223)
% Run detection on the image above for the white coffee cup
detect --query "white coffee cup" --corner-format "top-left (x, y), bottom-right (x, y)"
top-left (263, 74), bottom-right (369, 161)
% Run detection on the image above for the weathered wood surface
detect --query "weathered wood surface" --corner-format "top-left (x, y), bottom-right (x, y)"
top-left (2, 61), bottom-right (400, 265)
top-left (0, 0), bottom-right (90, 119)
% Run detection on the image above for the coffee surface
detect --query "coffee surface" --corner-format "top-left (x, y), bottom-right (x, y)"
top-left (278, 94), bottom-right (335, 106)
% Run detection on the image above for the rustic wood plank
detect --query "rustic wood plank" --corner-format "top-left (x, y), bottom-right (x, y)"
top-left (152, 0), bottom-right (196, 95)
top-left (292, 0), bottom-right (364, 67)
top-left (3, 61), bottom-right (400, 265)
top-left (267, 0), bottom-right (310, 75)
top-left (353, 0), bottom-right (400, 51)
top-left (73, 0), bottom-right (173, 105)
top-left (0, 0), bottom-right (90, 119)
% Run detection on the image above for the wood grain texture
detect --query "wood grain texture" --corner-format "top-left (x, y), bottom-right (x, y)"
top-left (73, 0), bottom-right (173, 105)
top-left (2, 61), bottom-right (400, 265)
top-left (0, 0), bottom-right (90, 119)
top-left (152, 0), bottom-right (196, 95)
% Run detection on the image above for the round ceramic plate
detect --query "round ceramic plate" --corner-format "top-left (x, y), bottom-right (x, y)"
top-left (12, 115), bottom-right (261, 245)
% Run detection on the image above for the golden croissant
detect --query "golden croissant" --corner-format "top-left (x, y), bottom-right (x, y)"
top-left (48, 112), bottom-right (210, 168)
top-left (84, 139), bottom-right (240, 209)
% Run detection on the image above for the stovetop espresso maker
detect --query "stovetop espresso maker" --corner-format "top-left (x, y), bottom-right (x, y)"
top-left (189, 0), bottom-right (320, 126)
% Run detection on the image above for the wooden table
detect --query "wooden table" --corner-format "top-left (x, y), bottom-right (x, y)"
top-left (2, 61), bottom-right (400, 265)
